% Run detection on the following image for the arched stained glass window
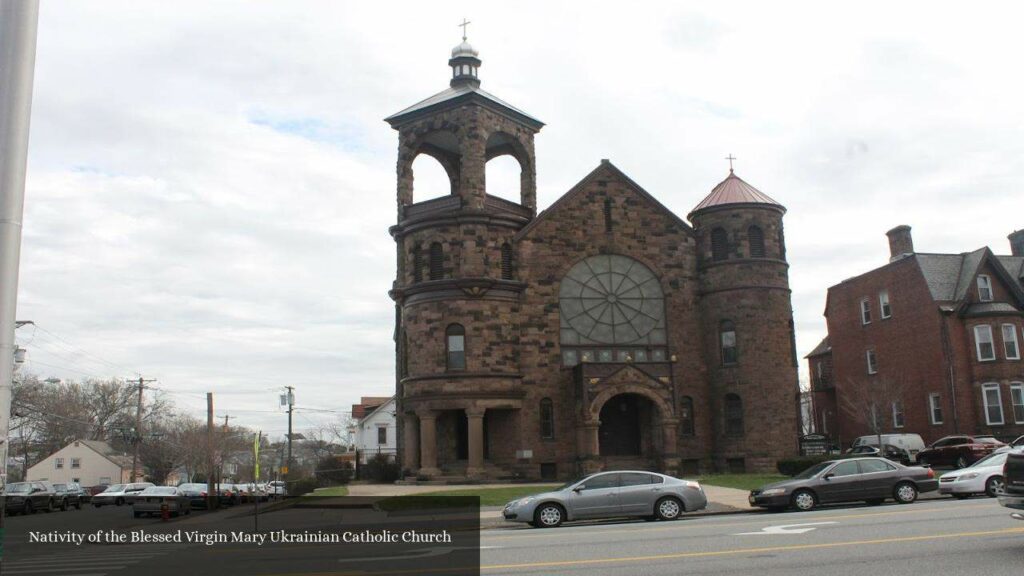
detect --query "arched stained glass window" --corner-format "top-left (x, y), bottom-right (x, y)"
top-left (720, 320), bottom-right (737, 365)
top-left (725, 394), bottom-right (744, 437)
top-left (680, 396), bottom-right (695, 436)
top-left (446, 324), bottom-right (465, 371)
top-left (540, 398), bottom-right (554, 439)
top-left (559, 255), bottom-right (666, 345)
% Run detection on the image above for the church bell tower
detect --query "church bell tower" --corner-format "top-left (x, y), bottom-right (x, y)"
top-left (386, 30), bottom-right (543, 478)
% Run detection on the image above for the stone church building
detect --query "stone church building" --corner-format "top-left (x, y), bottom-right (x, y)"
top-left (387, 38), bottom-right (799, 480)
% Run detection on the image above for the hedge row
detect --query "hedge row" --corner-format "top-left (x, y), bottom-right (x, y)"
top-left (777, 456), bottom-right (831, 477)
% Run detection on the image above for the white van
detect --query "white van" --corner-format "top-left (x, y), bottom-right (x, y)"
top-left (850, 434), bottom-right (926, 463)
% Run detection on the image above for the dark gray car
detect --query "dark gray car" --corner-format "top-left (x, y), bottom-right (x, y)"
top-left (503, 471), bottom-right (707, 528)
top-left (750, 457), bottom-right (939, 511)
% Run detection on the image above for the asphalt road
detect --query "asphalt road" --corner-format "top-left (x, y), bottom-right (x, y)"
top-left (1, 495), bottom-right (1022, 575)
top-left (478, 497), bottom-right (1024, 576)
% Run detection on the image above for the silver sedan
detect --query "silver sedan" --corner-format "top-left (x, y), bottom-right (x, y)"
top-left (132, 486), bottom-right (191, 518)
top-left (503, 470), bottom-right (707, 528)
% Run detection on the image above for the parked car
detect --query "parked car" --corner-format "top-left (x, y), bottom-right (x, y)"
top-left (66, 482), bottom-right (91, 503)
top-left (92, 482), bottom-right (154, 507)
top-left (266, 481), bottom-right (287, 498)
top-left (749, 457), bottom-right (938, 511)
top-left (916, 435), bottom-right (1005, 469)
top-left (998, 449), bottom-right (1024, 520)
top-left (237, 482), bottom-right (268, 502)
top-left (176, 483), bottom-right (210, 509)
top-left (503, 471), bottom-right (707, 528)
top-left (939, 450), bottom-right (1019, 498)
top-left (132, 486), bottom-right (190, 518)
top-left (840, 443), bottom-right (908, 464)
top-left (848, 434), bottom-right (925, 464)
top-left (51, 483), bottom-right (83, 510)
top-left (2, 482), bottom-right (55, 515)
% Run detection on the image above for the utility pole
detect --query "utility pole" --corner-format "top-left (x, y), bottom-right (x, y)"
top-left (0, 2), bottom-right (40, 570)
top-left (206, 393), bottom-right (215, 509)
top-left (128, 376), bottom-right (155, 482)
top-left (285, 386), bottom-right (294, 484)
top-left (222, 414), bottom-right (233, 430)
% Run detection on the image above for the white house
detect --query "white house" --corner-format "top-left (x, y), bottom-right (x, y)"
top-left (28, 440), bottom-right (136, 486)
top-left (353, 396), bottom-right (396, 464)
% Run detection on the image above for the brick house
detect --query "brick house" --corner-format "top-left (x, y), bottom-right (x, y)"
top-left (387, 37), bottom-right (800, 480)
top-left (813, 226), bottom-right (1024, 449)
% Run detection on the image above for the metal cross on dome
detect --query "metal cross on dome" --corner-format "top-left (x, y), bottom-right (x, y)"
top-left (726, 154), bottom-right (737, 173)
top-left (459, 18), bottom-right (471, 41)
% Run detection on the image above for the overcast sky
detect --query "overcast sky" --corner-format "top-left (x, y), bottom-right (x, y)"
top-left (15, 1), bottom-right (1024, 439)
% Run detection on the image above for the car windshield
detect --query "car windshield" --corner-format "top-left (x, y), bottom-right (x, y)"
top-left (5, 483), bottom-right (32, 494)
top-left (793, 462), bottom-right (834, 479)
top-left (102, 484), bottom-right (126, 493)
top-left (971, 452), bottom-right (1007, 468)
top-left (142, 487), bottom-right (177, 495)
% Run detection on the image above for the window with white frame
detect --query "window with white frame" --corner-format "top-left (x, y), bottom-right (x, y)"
top-left (928, 393), bottom-right (943, 424)
top-left (977, 275), bottom-right (993, 302)
top-left (1003, 324), bottom-right (1020, 360)
top-left (55, 457), bottom-right (64, 469)
top-left (974, 325), bottom-right (995, 361)
top-left (866, 349), bottom-right (878, 374)
top-left (71, 458), bottom-right (80, 469)
top-left (99, 476), bottom-right (111, 485)
top-left (879, 290), bottom-right (891, 319)
top-left (891, 401), bottom-right (905, 428)
top-left (377, 426), bottom-right (387, 445)
top-left (982, 382), bottom-right (1004, 425)
top-left (860, 299), bottom-right (872, 324)
top-left (1011, 382), bottom-right (1024, 424)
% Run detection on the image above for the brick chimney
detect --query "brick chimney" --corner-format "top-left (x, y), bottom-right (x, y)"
top-left (886, 225), bottom-right (914, 261)
top-left (1010, 229), bottom-right (1024, 257)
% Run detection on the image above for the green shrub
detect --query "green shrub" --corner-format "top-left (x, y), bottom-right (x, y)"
top-left (361, 454), bottom-right (400, 483)
top-left (777, 456), bottom-right (831, 477)
top-left (289, 477), bottom-right (320, 497)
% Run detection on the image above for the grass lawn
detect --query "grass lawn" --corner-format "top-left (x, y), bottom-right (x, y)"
top-left (415, 484), bottom-right (561, 507)
top-left (306, 485), bottom-right (349, 497)
top-left (697, 474), bottom-right (787, 492)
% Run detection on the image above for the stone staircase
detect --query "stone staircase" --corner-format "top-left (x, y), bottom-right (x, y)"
top-left (397, 460), bottom-right (517, 485)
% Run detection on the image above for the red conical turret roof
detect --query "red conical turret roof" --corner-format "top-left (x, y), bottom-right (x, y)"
top-left (689, 170), bottom-right (783, 216)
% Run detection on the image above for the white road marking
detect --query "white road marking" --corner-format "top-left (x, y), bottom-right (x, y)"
top-left (735, 521), bottom-right (839, 535)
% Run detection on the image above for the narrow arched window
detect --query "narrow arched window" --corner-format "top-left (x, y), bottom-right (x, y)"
top-left (412, 245), bottom-right (423, 283)
top-left (778, 228), bottom-right (787, 260)
top-left (501, 243), bottom-right (513, 280)
top-left (680, 396), bottom-right (695, 436)
top-left (446, 324), bottom-right (466, 371)
top-left (604, 197), bottom-right (613, 232)
top-left (724, 393), bottom-right (744, 437)
top-left (720, 320), bottom-right (737, 365)
top-left (400, 331), bottom-right (409, 378)
top-left (711, 228), bottom-right (729, 261)
top-left (748, 225), bottom-right (765, 258)
top-left (429, 242), bottom-right (443, 280)
top-left (540, 398), bottom-right (554, 439)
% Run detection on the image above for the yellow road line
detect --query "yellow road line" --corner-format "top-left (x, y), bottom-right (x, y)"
top-left (480, 526), bottom-right (1024, 572)
top-left (482, 502), bottom-right (994, 542)
top-left (255, 525), bottom-right (1024, 576)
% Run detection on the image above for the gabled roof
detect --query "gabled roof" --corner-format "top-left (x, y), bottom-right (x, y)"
top-left (517, 160), bottom-right (692, 240)
top-left (358, 396), bottom-right (396, 423)
top-left (913, 248), bottom-right (1024, 306)
top-left (384, 84), bottom-right (543, 129)
top-left (805, 336), bottom-right (831, 359)
top-left (689, 170), bottom-right (784, 217)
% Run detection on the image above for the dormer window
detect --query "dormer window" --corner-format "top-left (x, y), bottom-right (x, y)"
top-left (977, 275), bottom-right (993, 302)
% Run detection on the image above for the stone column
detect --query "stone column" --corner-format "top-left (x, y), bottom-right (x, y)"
top-left (402, 413), bottom-right (419, 472)
top-left (661, 418), bottom-right (681, 475)
top-left (466, 407), bottom-right (486, 479)
top-left (577, 419), bottom-right (602, 475)
top-left (416, 409), bottom-right (441, 477)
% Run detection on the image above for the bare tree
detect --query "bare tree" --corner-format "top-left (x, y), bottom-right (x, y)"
top-left (839, 374), bottom-right (906, 451)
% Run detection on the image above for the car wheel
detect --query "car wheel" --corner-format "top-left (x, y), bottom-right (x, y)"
top-left (655, 497), bottom-right (684, 521)
top-left (894, 482), bottom-right (918, 504)
top-left (791, 489), bottom-right (817, 511)
top-left (865, 498), bottom-right (884, 506)
top-left (45, 500), bottom-right (53, 513)
top-left (985, 476), bottom-right (1005, 498)
top-left (533, 503), bottom-right (564, 528)
top-left (955, 455), bottom-right (968, 469)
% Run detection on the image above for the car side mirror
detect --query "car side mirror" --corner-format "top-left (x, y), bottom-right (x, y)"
top-left (823, 473), bottom-right (834, 481)
top-left (572, 486), bottom-right (584, 493)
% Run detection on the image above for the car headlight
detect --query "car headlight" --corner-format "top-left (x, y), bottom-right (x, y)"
top-left (760, 488), bottom-right (786, 497)
top-left (959, 473), bottom-right (980, 480)
top-left (512, 497), bottom-right (534, 507)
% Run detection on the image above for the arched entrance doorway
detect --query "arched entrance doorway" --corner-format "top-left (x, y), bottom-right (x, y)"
top-left (598, 393), bottom-right (659, 457)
